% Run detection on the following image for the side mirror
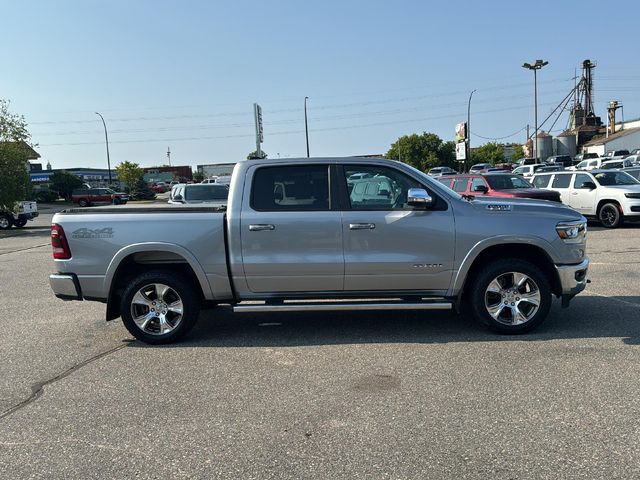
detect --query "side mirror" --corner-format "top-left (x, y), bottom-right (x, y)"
top-left (407, 188), bottom-right (433, 208)
top-left (473, 184), bottom-right (489, 194)
top-left (580, 181), bottom-right (596, 190)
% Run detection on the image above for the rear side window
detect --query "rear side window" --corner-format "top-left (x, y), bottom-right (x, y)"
top-left (251, 165), bottom-right (330, 211)
top-left (453, 178), bottom-right (468, 192)
top-left (551, 174), bottom-right (572, 189)
top-left (532, 175), bottom-right (550, 188)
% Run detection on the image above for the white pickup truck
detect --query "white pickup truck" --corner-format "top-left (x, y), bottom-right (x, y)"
top-left (0, 201), bottom-right (39, 230)
top-left (49, 157), bottom-right (590, 344)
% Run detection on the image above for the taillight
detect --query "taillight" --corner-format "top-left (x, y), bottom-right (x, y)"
top-left (51, 223), bottom-right (71, 259)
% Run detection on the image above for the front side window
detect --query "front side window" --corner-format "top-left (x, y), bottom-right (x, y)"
top-left (343, 165), bottom-right (422, 210)
top-left (470, 178), bottom-right (487, 191)
top-left (574, 173), bottom-right (593, 189)
top-left (551, 174), bottom-right (572, 189)
top-left (251, 165), bottom-right (329, 211)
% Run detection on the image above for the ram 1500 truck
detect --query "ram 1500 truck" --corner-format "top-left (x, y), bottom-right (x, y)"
top-left (49, 157), bottom-right (589, 344)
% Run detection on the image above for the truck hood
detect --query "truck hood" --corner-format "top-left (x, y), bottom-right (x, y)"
top-left (468, 196), bottom-right (583, 222)
top-left (600, 184), bottom-right (640, 193)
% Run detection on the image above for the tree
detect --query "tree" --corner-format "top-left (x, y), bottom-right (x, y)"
top-left (512, 144), bottom-right (525, 161)
top-left (115, 161), bottom-right (144, 192)
top-left (192, 171), bottom-right (204, 183)
top-left (247, 150), bottom-right (267, 160)
top-left (0, 99), bottom-right (33, 210)
top-left (386, 132), bottom-right (456, 172)
top-left (50, 171), bottom-right (84, 200)
top-left (129, 177), bottom-right (156, 200)
top-left (472, 142), bottom-right (505, 165)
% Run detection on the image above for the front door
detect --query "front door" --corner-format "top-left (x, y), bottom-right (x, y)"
top-left (240, 164), bottom-right (344, 294)
top-left (570, 173), bottom-right (598, 214)
top-left (339, 164), bottom-right (455, 294)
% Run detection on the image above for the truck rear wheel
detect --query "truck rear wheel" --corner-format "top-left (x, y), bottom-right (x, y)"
top-left (120, 271), bottom-right (200, 344)
top-left (468, 258), bottom-right (552, 334)
top-left (0, 214), bottom-right (13, 230)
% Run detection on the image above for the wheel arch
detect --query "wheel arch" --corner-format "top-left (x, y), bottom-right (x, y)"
top-left (596, 199), bottom-right (622, 215)
top-left (105, 243), bottom-right (213, 321)
top-left (451, 240), bottom-right (562, 301)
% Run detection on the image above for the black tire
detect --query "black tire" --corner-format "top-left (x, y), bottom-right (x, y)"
top-left (13, 219), bottom-right (27, 228)
top-left (0, 214), bottom-right (13, 230)
top-left (468, 258), bottom-right (552, 334)
top-left (78, 198), bottom-right (89, 207)
top-left (120, 270), bottom-right (200, 344)
top-left (598, 202), bottom-right (622, 228)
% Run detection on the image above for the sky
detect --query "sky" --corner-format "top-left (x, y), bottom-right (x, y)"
top-left (1, 0), bottom-right (639, 170)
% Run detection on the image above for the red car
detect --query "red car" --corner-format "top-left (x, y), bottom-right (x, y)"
top-left (438, 173), bottom-right (561, 202)
top-left (71, 188), bottom-right (129, 207)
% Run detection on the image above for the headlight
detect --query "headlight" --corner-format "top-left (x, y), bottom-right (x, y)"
top-left (624, 193), bottom-right (640, 199)
top-left (556, 222), bottom-right (587, 242)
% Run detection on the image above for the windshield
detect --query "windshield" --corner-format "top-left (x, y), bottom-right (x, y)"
top-left (485, 175), bottom-right (532, 189)
top-left (184, 185), bottom-right (229, 201)
top-left (593, 171), bottom-right (640, 186)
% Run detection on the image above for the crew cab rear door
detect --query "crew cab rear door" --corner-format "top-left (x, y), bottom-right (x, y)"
top-left (239, 164), bottom-right (343, 293)
top-left (338, 164), bottom-right (455, 294)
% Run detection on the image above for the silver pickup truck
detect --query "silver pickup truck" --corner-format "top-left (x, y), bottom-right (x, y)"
top-left (49, 157), bottom-right (589, 344)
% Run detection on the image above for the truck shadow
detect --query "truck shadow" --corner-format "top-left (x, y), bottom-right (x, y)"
top-left (132, 295), bottom-right (640, 348)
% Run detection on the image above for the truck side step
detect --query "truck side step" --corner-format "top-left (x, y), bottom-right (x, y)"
top-left (233, 300), bottom-right (452, 313)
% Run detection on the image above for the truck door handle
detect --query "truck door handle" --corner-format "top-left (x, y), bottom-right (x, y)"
top-left (571, 192), bottom-right (579, 195)
top-left (349, 223), bottom-right (376, 230)
top-left (249, 224), bottom-right (275, 231)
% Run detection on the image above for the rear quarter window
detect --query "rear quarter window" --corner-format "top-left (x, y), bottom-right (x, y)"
top-left (532, 175), bottom-right (550, 188)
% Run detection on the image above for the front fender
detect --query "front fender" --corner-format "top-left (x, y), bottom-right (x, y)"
top-left (448, 235), bottom-right (557, 296)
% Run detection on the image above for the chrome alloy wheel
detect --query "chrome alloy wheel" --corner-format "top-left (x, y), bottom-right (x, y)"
top-left (484, 272), bottom-right (541, 326)
top-left (130, 283), bottom-right (184, 335)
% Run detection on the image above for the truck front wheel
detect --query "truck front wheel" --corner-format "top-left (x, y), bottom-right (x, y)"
top-left (0, 214), bottom-right (13, 230)
top-left (14, 219), bottom-right (27, 228)
top-left (468, 258), bottom-right (552, 334)
top-left (120, 271), bottom-right (200, 344)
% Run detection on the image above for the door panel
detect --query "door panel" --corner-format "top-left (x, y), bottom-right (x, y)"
top-left (240, 164), bottom-right (343, 293)
top-left (340, 165), bottom-right (455, 292)
top-left (571, 173), bottom-right (597, 214)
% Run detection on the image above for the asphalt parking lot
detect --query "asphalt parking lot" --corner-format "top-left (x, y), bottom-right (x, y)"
top-left (1, 218), bottom-right (639, 479)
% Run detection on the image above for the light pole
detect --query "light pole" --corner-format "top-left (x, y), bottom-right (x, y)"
top-left (467, 89), bottom-right (476, 172)
top-left (95, 112), bottom-right (112, 184)
top-left (522, 59), bottom-right (548, 161)
top-left (304, 96), bottom-right (310, 158)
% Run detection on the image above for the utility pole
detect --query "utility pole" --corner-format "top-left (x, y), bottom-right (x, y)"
top-left (95, 112), bottom-right (112, 185)
top-left (304, 96), bottom-right (310, 158)
top-left (522, 59), bottom-right (549, 162)
top-left (167, 146), bottom-right (171, 166)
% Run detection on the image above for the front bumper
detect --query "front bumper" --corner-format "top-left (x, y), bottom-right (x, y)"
top-left (49, 274), bottom-right (82, 300)
top-left (555, 256), bottom-right (589, 307)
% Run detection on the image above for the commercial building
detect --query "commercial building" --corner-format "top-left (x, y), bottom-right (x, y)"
top-left (582, 126), bottom-right (640, 156)
top-left (29, 167), bottom-right (115, 185)
top-left (197, 162), bottom-right (237, 179)
top-left (143, 165), bottom-right (192, 182)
